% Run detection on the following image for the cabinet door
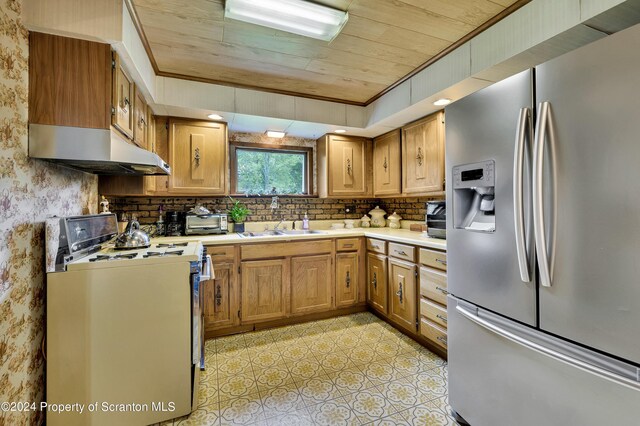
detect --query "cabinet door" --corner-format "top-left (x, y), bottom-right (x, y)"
top-left (112, 54), bottom-right (134, 139)
top-left (388, 258), bottom-right (417, 332)
top-left (241, 259), bottom-right (287, 323)
top-left (373, 130), bottom-right (401, 196)
top-left (169, 120), bottom-right (227, 194)
top-left (133, 86), bottom-right (147, 149)
top-left (291, 254), bottom-right (333, 315)
top-left (144, 114), bottom-right (157, 193)
top-left (328, 135), bottom-right (369, 196)
top-left (203, 262), bottom-right (237, 330)
top-left (402, 112), bottom-right (444, 194)
top-left (336, 253), bottom-right (358, 308)
top-left (367, 253), bottom-right (388, 314)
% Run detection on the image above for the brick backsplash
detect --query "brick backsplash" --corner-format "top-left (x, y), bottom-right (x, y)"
top-left (109, 196), bottom-right (443, 225)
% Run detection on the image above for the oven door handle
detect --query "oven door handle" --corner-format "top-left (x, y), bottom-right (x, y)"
top-left (200, 255), bottom-right (213, 280)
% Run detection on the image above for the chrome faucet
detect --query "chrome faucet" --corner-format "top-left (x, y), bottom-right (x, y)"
top-left (274, 218), bottom-right (285, 231)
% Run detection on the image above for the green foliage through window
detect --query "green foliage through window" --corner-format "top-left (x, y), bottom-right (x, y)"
top-left (236, 148), bottom-right (307, 195)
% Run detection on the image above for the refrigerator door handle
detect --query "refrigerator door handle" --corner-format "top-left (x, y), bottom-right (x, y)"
top-left (456, 303), bottom-right (640, 391)
top-left (513, 107), bottom-right (532, 282)
top-left (532, 101), bottom-right (557, 287)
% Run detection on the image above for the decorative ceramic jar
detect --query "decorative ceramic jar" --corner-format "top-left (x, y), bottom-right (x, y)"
top-left (360, 215), bottom-right (371, 228)
top-left (368, 206), bottom-right (387, 228)
top-left (344, 219), bottom-right (355, 229)
top-left (388, 212), bottom-right (402, 229)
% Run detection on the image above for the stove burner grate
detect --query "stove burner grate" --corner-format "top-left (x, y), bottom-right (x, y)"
top-left (89, 253), bottom-right (138, 262)
top-left (143, 250), bottom-right (184, 258)
top-left (156, 242), bottom-right (189, 248)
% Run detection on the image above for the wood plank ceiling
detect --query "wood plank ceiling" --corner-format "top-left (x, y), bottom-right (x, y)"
top-left (131, 0), bottom-right (524, 105)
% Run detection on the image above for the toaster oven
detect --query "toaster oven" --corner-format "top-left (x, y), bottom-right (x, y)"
top-left (185, 213), bottom-right (228, 235)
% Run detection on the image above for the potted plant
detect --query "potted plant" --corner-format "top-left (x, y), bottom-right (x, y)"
top-left (228, 197), bottom-right (250, 232)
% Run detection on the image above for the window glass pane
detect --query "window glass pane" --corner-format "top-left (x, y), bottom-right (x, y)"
top-left (236, 148), bottom-right (306, 194)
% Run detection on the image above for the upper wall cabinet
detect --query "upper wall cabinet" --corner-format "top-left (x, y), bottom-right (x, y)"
top-left (29, 32), bottom-right (112, 129)
top-left (112, 53), bottom-right (134, 139)
top-left (168, 119), bottom-right (228, 195)
top-left (132, 86), bottom-right (148, 149)
top-left (317, 134), bottom-right (372, 198)
top-left (401, 111), bottom-right (445, 195)
top-left (373, 130), bottom-right (402, 197)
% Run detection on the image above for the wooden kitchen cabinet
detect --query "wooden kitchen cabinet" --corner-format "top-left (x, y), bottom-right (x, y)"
top-left (203, 261), bottom-right (238, 330)
top-left (132, 86), bottom-right (148, 149)
top-left (388, 258), bottom-right (418, 333)
top-left (168, 119), bottom-right (227, 195)
top-left (317, 134), bottom-right (372, 197)
top-left (336, 252), bottom-right (358, 308)
top-left (241, 259), bottom-right (288, 323)
top-left (373, 130), bottom-right (402, 196)
top-left (367, 252), bottom-right (388, 314)
top-left (112, 52), bottom-right (135, 139)
top-left (290, 254), bottom-right (333, 315)
top-left (402, 111), bottom-right (445, 194)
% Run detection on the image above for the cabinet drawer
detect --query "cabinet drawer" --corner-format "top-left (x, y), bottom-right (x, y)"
top-left (367, 238), bottom-right (387, 254)
top-left (388, 242), bottom-right (415, 262)
top-left (337, 238), bottom-right (361, 252)
top-left (419, 248), bottom-right (447, 271)
top-left (206, 245), bottom-right (235, 261)
top-left (420, 318), bottom-right (447, 349)
top-left (420, 298), bottom-right (447, 329)
top-left (420, 267), bottom-right (448, 305)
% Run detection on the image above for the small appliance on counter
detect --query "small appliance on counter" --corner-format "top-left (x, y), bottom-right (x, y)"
top-left (165, 211), bottom-right (185, 236)
top-left (426, 201), bottom-right (446, 239)
top-left (185, 212), bottom-right (228, 235)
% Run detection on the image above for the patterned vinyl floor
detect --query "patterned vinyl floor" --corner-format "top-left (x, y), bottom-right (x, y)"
top-left (168, 312), bottom-right (458, 426)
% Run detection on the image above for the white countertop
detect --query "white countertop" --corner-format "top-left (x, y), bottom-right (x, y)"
top-left (153, 228), bottom-right (446, 251)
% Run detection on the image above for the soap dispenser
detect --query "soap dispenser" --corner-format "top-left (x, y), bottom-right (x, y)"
top-left (302, 212), bottom-right (310, 230)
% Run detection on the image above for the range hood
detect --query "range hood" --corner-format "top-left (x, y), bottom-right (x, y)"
top-left (28, 124), bottom-right (170, 175)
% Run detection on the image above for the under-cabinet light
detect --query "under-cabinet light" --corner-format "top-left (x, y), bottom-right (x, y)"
top-left (208, 114), bottom-right (223, 120)
top-left (266, 130), bottom-right (286, 138)
top-left (225, 0), bottom-right (349, 42)
top-left (433, 98), bottom-right (452, 106)
top-left (334, 129), bottom-right (347, 133)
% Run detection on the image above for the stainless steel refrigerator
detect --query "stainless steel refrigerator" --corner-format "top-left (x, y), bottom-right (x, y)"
top-left (445, 23), bottom-right (640, 426)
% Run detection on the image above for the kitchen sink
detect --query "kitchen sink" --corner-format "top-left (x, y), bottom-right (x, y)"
top-left (237, 229), bottom-right (326, 238)
top-left (276, 229), bottom-right (326, 235)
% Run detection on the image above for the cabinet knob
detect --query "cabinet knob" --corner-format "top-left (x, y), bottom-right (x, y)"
top-left (396, 283), bottom-right (403, 303)
top-left (416, 147), bottom-right (423, 166)
top-left (372, 272), bottom-right (377, 290)
top-left (215, 283), bottom-right (222, 307)
top-left (346, 158), bottom-right (352, 176)
top-left (194, 147), bottom-right (201, 166)
top-left (383, 156), bottom-right (388, 172)
top-left (345, 271), bottom-right (351, 288)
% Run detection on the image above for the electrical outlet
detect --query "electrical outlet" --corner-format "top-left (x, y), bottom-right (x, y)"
top-left (344, 205), bottom-right (356, 214)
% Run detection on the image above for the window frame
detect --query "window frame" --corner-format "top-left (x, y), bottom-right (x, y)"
top-left (229, 141), bottom-right (314, 197)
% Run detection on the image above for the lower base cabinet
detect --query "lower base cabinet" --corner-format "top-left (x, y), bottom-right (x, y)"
top-left (241, 259), bottom-right (288, 323)
top-left (335, 253), bottom-right (358, 308)
top-left (388, 258), bottom-right (418, 333)
top-left (291, 254), bottom-right (333, 315)
top-left (367, 253), bottom-right (388, 314)
top-left (203, 261), bottom-right (237, 330)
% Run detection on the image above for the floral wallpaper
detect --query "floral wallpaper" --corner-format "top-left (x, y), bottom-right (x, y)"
top-left (0, 1), bottom-right (98, 425)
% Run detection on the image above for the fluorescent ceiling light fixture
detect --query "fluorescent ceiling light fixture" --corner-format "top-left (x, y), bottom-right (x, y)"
top-left (433, 98), bottom-right (452, 106)
top-left (225, 0), bottom-right (349, 42)
top-left (334, 129), bottom-right (347, 133)
top-left (266, 130), bottom-right (286, 138)
top-left (207, 114), bottom-right (223, 120)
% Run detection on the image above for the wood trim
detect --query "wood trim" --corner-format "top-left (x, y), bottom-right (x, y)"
top-left (205, 304), bottom-right (367, 339)
top-left (123, 0), bottom-right (160, 75)
top-left (124, 0), bottom-right (531, 107)
top-left (229, 141), bottom-right (314, 196)
top-left (364, 0), bottom-right (532, 105)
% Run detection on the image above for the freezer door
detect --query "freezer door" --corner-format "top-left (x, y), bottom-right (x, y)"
top-left (535, 23), bottom-right (640, 363)
top-left (448, 296), bottom-right (640, 426)
top-left (445, 69), bottom-right (536, 326)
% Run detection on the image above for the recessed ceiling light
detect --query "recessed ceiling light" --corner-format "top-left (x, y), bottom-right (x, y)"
top-left (266, 130), bottom-right (286, 138)
top-left (207, 114), bottom-right (223, 120)
top-left (433, 98), bottom-right (452, 106)
top-left (225, 0), bottom-right (349, 42)
top-left (334, 129), bottom-right (347, 133)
